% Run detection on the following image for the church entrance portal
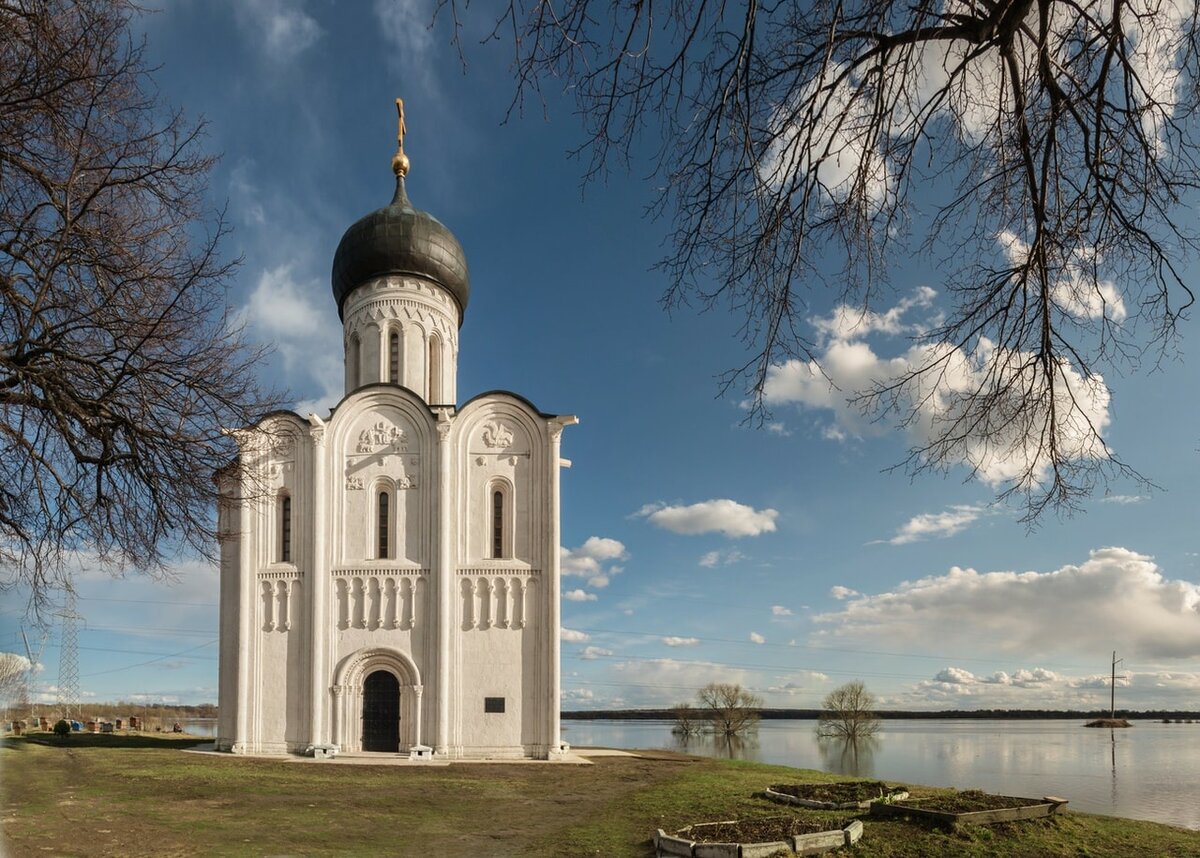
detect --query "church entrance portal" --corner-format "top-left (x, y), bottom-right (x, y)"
top-left (361, 670), bottom-right (400, 752)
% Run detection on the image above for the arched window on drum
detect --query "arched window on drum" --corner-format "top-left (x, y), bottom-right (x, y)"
top-left (388, 329), bottom-right (401, 384)
top-left (347, 333), bottom-right (362, 388)
top-left (428, 332), bottom-right (442, 403)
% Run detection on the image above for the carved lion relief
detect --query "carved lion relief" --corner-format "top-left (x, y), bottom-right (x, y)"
top-left (481, 420), bottom-right (514, 449)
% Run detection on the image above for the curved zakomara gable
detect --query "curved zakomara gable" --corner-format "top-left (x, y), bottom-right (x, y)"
top-left (333, 644), bottom-right (422, 689)
top-left (453, 392), bottom-right (552, 450)
top-left (327, 385), bottom-right (438, 450)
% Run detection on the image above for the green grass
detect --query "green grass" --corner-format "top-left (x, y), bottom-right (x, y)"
top-left (2, 735), bottom-right (1197, 857)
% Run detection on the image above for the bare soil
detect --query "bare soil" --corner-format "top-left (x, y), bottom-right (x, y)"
top-left (908, 790), bottom-right (1046, 814)
top-left (686, 815), bottom-right (853, 843)
top-left (770, 781), bottom-right (903, 803)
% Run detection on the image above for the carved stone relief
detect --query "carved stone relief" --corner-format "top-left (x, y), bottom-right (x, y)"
top-left (481, 420), bottom-right (514, 449)
top-left (356, 421), bottom-right (408, 453)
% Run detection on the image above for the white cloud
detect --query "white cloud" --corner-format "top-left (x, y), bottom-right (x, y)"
top-left (239, 265), bottom-right (342, 416)
top-left (771, 605), bottom-right (794, 617)
top-left (759, 63), bottom-right (892, 205)
top-left (609, 658), bottom-right (757, 706)
top-left (560, 628), bottom-right (590, 643)
top-left (580, 646), bottom-right (613, 660)
top-left (815, 547), bottom-right (1200, 661)
top-left (606, 658), bottom-right (829, 707)
top-left (998, 230), bottom-right (1126, 322)
top-left (698, 548), bottom-right (746, 568)
top-left (749, 632), bottom-right (766, 645)
top-left (374, 0), bottom-right (434, 62)
top-left (765, 673), bottom-right (829, 695)
top-left (906, 666), bottom-right (1200, 710)
top-left (1100, 495), bottom-right (1148, 506)
top-left (763, 292), bottom-right (1112, 489)
top-left (563, 589), bottom-right (598, 603)
top-left (561, 537), bottom-right (627, 576)
top-left (933, 666), bottom-right (980, 685)
top-left (243, 265), bottom-right (323, 339)
top-left (373, 0), bottom-right (439, 90)
top-left (813, 287), bottom-right (937, 343)
top-left (234, 0), bottom-right (322, 65)
top-left (829, 586), bottom-right (859, 600)
top-left (587, 575), bottom-right (610, 589)
top-left (561, 688), bottom-right (594, 703)
top-left (888, 505), bottom-right (987, 545)
top-left (661, 636), bottom-right (701, 647)
top-left (636, 500), bottom-right (778, 538)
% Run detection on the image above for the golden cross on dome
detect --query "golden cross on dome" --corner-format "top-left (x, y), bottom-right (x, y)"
top-left (392, 97), bottom-right (410, 177)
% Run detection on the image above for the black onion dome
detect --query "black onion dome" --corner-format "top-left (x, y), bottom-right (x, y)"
top-left (331, 177), bottom-right (470, 321)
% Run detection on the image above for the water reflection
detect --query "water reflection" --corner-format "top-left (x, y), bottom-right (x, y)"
top-left (672, 731), bottom-right (760, 759)
top-left (561, 718), bottom-right (1200, 830)
top-left (818, 736), bottom-right (878, 777)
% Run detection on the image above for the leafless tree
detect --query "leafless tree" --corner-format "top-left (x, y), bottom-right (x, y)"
top-left (1, 0), bottom-right (280, 614)
top-left (462, 0), bottom-right (1200, 519)
top-left (697, 681), bottom-right (762, 736)
top-left (818, 680), bottom-right (881, 741)
top-left (0, 651), bottom-right (30, 709)
top-left (670, 701), bottom-right (703, 736)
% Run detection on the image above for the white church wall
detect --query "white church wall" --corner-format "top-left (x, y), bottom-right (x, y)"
top-left (216, 471), bottom-right (241, 749)
top-left (456, 624), bottom-right (528, 754)
top-left (337, 400), bottom-right (433, 565)
top-left (453, 401), bottom-right (548, 568)
top-left (361, 321), bottom-right (382, 386)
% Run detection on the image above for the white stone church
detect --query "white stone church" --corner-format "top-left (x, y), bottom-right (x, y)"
top-left (216, 111), bottom-right (575, 759)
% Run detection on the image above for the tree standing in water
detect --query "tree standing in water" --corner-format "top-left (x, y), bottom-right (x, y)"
top-left (818, 680), bottom-right (881, 741)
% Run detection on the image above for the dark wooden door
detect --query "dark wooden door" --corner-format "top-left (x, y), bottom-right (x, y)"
top-left (362, 670), bottom-right (400, 752)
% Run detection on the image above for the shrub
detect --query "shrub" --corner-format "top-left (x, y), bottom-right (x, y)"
top-left (53, 719), bottom-right (70, 738)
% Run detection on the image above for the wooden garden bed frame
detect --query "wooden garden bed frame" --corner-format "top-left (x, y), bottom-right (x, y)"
top-left (869, 795), bottom-right (1068, 826)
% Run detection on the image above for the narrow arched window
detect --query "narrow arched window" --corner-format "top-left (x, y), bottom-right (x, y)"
top-left (492, 489), bottom-right (504, 559)
top-left (280, 495), bottom-right (292, 563)
top-left (349, 334), bottom-right (361, 387)
top-left (388, 331), bottom-right (400, 384)
top-left (428, 333), bottom-right (442, 402)
top-left (377, 491), bottom-right (390, 559)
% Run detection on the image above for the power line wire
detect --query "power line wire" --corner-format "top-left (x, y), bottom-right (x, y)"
top-left (81, 639), bottom-right (218, 678)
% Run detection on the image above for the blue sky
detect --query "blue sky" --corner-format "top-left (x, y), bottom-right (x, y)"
top-left (4, 0), bottom-right (1200, 713)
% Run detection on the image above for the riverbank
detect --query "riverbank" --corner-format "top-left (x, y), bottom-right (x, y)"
top-left (2, 734), bottom-right (1198, 856)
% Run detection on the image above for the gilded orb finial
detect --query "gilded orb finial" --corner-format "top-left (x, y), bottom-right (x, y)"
top-left (392, 97), bottom-right (410, 178)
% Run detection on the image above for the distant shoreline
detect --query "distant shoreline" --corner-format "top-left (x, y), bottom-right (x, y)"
top-left (562, 708), bottom-right (1200, 721)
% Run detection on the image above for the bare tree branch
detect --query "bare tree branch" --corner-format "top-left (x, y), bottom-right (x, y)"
top-left (1, 0), bottom-right (283, 616)
top-left (463, 0), bottom-right (1199, 519)
top-left (817, 679), bottom-right (881, 740)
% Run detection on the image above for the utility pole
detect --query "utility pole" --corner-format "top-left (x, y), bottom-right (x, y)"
top-left (1110, 651), bottom-right (1123, 720)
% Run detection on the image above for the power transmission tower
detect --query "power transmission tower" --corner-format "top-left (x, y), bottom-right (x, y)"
top-left (56, 585), bottom-right (83, 721)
